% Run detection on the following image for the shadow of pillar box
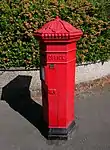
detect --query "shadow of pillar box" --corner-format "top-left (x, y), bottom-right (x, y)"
top-left (34, 16), bottom-right (83, 140)
top-left (1, 75), bottom-right (49, 139)
top-left (1, 75), bottom-right (32, 107)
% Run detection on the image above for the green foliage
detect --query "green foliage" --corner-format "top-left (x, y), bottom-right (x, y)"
top-left (88, 0), bottom-right (110, 20)
top-left (0, 0), bottom-right (110, 68)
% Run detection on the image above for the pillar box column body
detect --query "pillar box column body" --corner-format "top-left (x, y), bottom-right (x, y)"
top-left (34, 16), bottom-right (83, 139)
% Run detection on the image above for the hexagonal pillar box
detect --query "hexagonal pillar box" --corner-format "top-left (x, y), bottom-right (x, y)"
top-left (34, 16), bottom-right (83, 139)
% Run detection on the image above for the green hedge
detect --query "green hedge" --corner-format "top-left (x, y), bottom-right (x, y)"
top-left (0, 0), bottom-right (110, 69)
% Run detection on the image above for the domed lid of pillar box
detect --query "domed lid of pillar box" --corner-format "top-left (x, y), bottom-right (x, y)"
top-left (34, 16), bottom-right (83, 41)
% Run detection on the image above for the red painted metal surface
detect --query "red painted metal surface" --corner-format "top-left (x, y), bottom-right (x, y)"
top-left (34, 16), bottom-right (83, 129)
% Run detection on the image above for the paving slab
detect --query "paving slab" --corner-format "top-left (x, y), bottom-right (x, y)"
top-left (0, 84), bottom-right (110, 150)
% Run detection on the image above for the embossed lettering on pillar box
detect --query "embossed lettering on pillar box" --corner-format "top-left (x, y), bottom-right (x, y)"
top-left (47, 54), bottom-right (66, 63)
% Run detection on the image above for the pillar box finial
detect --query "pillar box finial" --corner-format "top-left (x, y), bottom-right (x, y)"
top-left (34, 17), bottom-right (83, 140)
top-left (55, 16), bottom-right (60, 20)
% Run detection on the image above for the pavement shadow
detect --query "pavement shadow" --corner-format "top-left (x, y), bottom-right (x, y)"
top-left (1, 75), bottom-right (48, 138)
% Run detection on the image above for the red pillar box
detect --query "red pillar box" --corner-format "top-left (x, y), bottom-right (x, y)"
top-left (34, 16), bottom-right (83, 139)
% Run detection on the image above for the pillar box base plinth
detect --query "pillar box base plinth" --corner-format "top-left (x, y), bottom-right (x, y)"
top-left (47, 121), bottom-right (76, 140)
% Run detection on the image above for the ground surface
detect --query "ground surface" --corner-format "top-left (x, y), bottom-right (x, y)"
top-left (0, 82), bottom-right (110, 150)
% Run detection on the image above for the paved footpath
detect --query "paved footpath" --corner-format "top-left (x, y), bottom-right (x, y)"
top-left (0, 84), bottom-right (110, 150)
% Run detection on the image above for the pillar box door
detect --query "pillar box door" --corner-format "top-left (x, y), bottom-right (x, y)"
top-left (34, 16), bottom-right (83, 139)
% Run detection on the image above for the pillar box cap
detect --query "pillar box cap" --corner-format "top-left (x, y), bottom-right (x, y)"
top-left (34, 16), bottom-right (83, 42)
